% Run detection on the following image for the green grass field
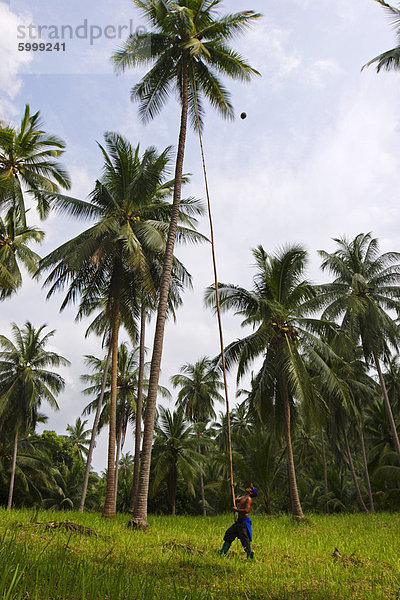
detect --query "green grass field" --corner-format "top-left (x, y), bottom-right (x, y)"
top-left (0, 509), bottom-right (399, 599)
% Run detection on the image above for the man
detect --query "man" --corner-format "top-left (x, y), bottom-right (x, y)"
top-left (217, 485), bottom-right (258, 559)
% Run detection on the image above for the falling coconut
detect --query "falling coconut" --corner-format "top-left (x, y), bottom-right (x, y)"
top-left (240, 112), bottom-right (247, 119)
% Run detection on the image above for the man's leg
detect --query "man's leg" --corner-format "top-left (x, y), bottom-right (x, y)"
top-left (217, 523), bottom-right (238, 555)
top-left (237, 522), bottom-right (254, 559)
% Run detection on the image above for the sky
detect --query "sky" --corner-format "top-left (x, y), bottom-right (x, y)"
top-left (1, 0), bottom-right (400, 473)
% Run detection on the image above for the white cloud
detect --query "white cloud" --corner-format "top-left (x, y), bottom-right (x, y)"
top-left (305, 59), bottom-right (343, 87)
top-left (0, 2), bottom-right (32, 116)
top-left (5, 0), bottom-right (146, 76)
top-left (199, 72), bottom-right (400, 287)
top-left (288, 0), bottom-right (359, 21)
top-left (244, 21), bottom-right (342, 91)
top-left (243, 24), bottom-right (301, 86)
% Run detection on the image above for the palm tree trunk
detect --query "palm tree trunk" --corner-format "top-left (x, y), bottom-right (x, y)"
top-left (7, 428), bottom-right (19, 509)
top-left (197, 439), bottom-right (206, 516)
top-left (168, 465), bottom-right (177, 516)
top-left (114, 417), bottom-right (123, 510)
top-left (129, 303), bottom-right (146, 513)
top-left (286, 463), bottom-right (293, 514)
top-left (129, 51), bottom-right (189, 529)
top-left (320, 428), bottom-right (329, 514)
top-left (102, 286), bottom-right (120, 518)
top-left (281, 374), bottom-right (304, 520)
top-left (343, 426), bottom-right (368, 512)
top-left (360, 426), bottom-right (374, 512)
top-left (79, 346), bottom-right (112, 512)
top-left (373, 350), bottom-right (400, 465)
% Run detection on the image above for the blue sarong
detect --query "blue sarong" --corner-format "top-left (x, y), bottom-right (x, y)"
top-left (238, 517), bottom-right (252, 541)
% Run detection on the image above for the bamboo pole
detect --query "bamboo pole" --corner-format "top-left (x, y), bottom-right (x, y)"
top-left (192, 78), bottom-right (236, 516)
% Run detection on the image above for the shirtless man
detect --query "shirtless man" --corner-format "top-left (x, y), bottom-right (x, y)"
top-left (217, 485), bottom-right (258, 559)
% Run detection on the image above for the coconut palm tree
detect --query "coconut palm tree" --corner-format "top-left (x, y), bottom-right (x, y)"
top-left (0, 322), bottom-right (69, 508)
top-left (383, 355), bottom-right (400, 419)
top-left (365, 396), bottom-right (399, 490)
top-left (78, 279), bottom-right (139, 513)
top-left (129, 255), bottom-right (195, 514)
top-left (318, 233), bottom-right (400, 466)
top-left (113, 342), bottom-right (169, 505)
top-left (113, 0), bottom-right (261, 528)
top-left (129, 301), bottom-right (146, 514)
top-left (82, 343), bottom-right (170, 509)
top-left (205, 244), bottom-right (336, 520)
top-left (230, 402), bottom-right (254, 438)
top-left (235, 427), bottom-right (285, 514)
top-left (111, 343), bottom-right (139, 505)
top-left (363, 1), bottom-right (400, 72)
top-left (39, 134), bottom-right (203, 518)
top-left (151, 406), bottom-right (202, 515)
top-left (78, 349), bottom-right (112, 512)
top-left (310, 341), bottom-right (370, 512)
top-left (116, 452), bottom-right (135, 512)
top-left (171, 356), bottom-right (224, 514)
top-left (171, 357), bottom-right (223, 423)
top-left (347, 354), bottom-right (378, 512)
top-left (0, 105), bottom-right (70, 224)
top-left (301, 325), bottom-right (379, 513)
top-left (0, 430), bottom-right (59, 507)
top-left (79, 248), bottom-right (191, 515)
top-left (0, 209), bottom-right (44, 300)
top-left (204, 410), bottom-right (241, 512)
top-left (66, 417), bottom-right (91, 462)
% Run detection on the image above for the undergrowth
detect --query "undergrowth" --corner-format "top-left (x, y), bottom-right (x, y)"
top-left (0, 509), bottom-right (399, 599)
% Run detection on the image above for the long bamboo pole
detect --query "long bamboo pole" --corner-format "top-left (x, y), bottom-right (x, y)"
top-left (192, 78), bottom-right (236, 517)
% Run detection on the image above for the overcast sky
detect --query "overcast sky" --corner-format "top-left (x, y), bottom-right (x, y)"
top-left (1, 0), bottom-right (400, 473)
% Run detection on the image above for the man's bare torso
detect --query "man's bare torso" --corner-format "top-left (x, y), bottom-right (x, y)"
top-left (235, 495), bottom-right (252, 518)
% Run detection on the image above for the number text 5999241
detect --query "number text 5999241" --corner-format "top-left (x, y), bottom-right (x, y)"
top-left (18, 43), bottom-right (66, 52)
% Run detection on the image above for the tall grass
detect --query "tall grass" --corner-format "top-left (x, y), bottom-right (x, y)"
top-left (0, 509), bottom-right (399, 599)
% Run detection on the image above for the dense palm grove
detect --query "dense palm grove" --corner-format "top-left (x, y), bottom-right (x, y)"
top-left (1, 0), bottom-right (400, 521)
